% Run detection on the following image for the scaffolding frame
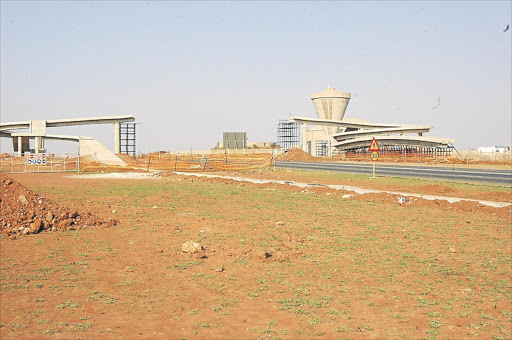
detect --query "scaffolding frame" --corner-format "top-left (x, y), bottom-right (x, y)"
top-left (316, 140), bottom-right (331, 157)
top-left (120, 123), bottom-right (136, 156)
top-left (277, 120), bottom-right (300, 151)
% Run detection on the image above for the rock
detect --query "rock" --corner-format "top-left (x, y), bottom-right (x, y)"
top-left (18, 195), bottom-right (29, 205)
top-left (275, 221), bottom-right (284, 226)
top-left (152, 206), bottom-right (158, 209)
top-left (182, 241), bottom-right (203, 254)
top-left (449, 247), bottom-right (457, 253)
top-left (31, 219), bottom-right (42, 233)
top-left (46, 212), bottom-right (53, 223)
top-left (112, 210), bottom-right (117, 214)
top-left (213, 265), bottom-right (224, 272)
top-left (68, 212), bottom-right (78, 218)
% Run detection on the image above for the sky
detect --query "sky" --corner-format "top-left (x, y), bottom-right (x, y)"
top-left (1, 1), bottom-right (511, 154)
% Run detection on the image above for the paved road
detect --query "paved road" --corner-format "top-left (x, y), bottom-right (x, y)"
top-left (275, 161), bottom-right (512, 186)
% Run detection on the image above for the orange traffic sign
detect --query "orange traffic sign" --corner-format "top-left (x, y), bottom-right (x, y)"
top-left (369, 137), bottom-right (380, 151)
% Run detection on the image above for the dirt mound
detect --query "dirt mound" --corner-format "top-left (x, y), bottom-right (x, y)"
top-left (276, 148), bottom-right (317, 162)
top-left (0, 174), bottom-right (117, 238)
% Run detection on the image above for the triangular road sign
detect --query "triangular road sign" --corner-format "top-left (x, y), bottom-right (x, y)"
top-left (369, 137), bottom-right (380, 151)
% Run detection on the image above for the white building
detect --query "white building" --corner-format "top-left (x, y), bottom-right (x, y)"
top-left (292, 87), bottom-right (454, 157)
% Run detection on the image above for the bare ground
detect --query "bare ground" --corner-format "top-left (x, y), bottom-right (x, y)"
top-left (1, 171), bottom-right (511, 339)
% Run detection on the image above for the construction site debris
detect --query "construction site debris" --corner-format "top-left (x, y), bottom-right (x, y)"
top-left (0, 174), bottom-right (117, 237)
top-left (398, 196), bottom-right (410, 205)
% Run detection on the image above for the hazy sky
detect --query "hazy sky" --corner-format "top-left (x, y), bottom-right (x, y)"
top-left (1, 1), bottom-right (510, 153)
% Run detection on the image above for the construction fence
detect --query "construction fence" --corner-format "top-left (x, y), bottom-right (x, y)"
top-left (128, 152), bottom-right (275, 172)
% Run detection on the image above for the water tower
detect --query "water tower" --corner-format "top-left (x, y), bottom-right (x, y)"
top-left (311, 87), bottom-right (351, 136)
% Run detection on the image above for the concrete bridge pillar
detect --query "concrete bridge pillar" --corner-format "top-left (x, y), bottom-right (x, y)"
top-left (18, 136), bottom-right (22, 157)
top-left (114, 122), bottom-right (120, 154)
top-left (302, 123), bottom-right (308, 152)
top-left (35, 136), bottom-right (44, 154)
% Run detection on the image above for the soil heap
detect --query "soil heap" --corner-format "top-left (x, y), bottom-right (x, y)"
top-left (0, 174), bottom-right (117, 238)
top-left (276, 148), bottom-right (317, 162)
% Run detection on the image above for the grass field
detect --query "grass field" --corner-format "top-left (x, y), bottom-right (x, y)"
top-left (1, 171), bottom-right (511, 339)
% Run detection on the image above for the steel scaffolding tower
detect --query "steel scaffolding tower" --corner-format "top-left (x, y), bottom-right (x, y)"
top-left (277, 120), bottom-right (300, 151)
top-left (120, 123), bottom-right (136, 156)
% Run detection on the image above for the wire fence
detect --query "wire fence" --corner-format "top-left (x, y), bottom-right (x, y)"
top-left (0, 153), bottom-right (80, 173)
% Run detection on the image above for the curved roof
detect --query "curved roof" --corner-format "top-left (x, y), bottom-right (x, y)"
top-left (290, 116), bottom-right (403, 129)
top-left (332, 126), bottom-right (432, 141)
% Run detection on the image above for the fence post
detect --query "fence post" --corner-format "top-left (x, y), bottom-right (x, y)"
top-left (272, 149), bottom-right (275, 171)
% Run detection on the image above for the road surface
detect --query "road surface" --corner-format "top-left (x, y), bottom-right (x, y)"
top-left (275, 161), bottom-right (512, 186)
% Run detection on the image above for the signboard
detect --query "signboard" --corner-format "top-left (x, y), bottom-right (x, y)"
top-left (26, 153), bottom-right (47, 165)
top-left (369, 138), bottom-right (379, 162)
top-left (369, 137), bottom-right (380, 152)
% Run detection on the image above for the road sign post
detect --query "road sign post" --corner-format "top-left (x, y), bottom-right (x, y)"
top-left (369, 137), bottom-right (380, 178)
